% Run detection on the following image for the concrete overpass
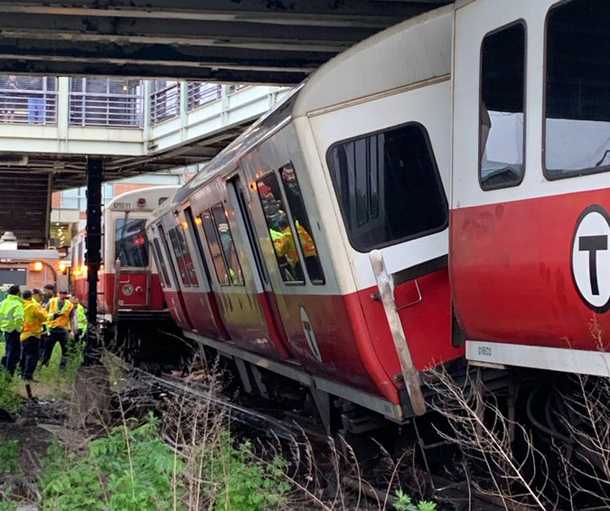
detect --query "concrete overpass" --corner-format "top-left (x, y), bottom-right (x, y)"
top-left (0, 0), bottom-right (452, 85)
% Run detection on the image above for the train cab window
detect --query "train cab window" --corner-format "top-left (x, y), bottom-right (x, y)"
top-left (115, 218), bottom-right (149, 268)
top-left (545, 0), bottom-right (610, 179)
top-left (257, 173), bottom-right (305, 284)
top-left (327, 123), bottom-right (447, 252)
top-left (176, 226), bottom-right (199, 287)
top-left (201, 210), bottom-right (230, 286)
top-left (211, 204), bottom-right (244, 285)
top-left (479, 22), bottom-right (526, 190)
top-left (278, 162), bottom-right (325, 284)
top-left (152, 238), bottom-right (171, 287)
top-left (168, 227), bottom-right (190, 287)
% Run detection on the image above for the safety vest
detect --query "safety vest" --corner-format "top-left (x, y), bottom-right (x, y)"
top-left (76, 304), bottom-right (87, 333)
top-left (47, 297), bottom-right (74, 331)
top-left (21, 299), bottom-right (47, 341)
top-left (0, 295), bottom-right (23, 333)
top-left (296, 222), bottom-right (317, 258)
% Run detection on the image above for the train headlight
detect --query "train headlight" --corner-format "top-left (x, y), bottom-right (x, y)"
top-left (31, 261), bottom-right (43, 272)
top-left (122, 284), bottom-right (134, 296)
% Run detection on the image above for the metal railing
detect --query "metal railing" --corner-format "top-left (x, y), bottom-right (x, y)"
top-left (150, 82), bottom-right (180, 125)
top-left (187, 82), bottom-right (221, 112)
top-left (0, 77), bottom-right (272, 129)
top-left (69, 92), bottom-right (144, 127)
top-left (69, 78), bottom-right (144, 127)
top-left (0, 76), bottom-right (58, 125)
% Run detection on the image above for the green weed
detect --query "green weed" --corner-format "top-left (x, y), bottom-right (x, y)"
top-left (0, 436), bottom-right (19, 475)
top-left (393, 489), bottom-right (438, 511)
top-left (203, 431), bottom-right (291, 511)
top-left (41, 412), bottom-right (181, 511)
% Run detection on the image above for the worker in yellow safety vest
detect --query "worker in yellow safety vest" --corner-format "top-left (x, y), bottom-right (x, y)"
top-left (0, 285), bottom-right (23, 375)
top-left (69, 296), bottom-right (87, 344)
top-left (42, 290), bottom-right (75, 370)
top-left (19, 289), bottom-right (47, 381)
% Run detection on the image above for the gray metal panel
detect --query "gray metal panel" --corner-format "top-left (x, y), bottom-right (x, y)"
top-left (0, 172), bottom-right (51, 247)
top-left (0, 268), bottom-right (26, 286)
top-left (184, 330), bottom-right (404, 422)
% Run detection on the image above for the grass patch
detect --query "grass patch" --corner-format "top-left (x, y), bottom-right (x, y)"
top-left (0, 436), bottom-right (19, 475)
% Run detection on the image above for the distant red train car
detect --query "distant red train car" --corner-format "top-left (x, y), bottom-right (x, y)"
top-left (72, 186), bottom-right (178, 324)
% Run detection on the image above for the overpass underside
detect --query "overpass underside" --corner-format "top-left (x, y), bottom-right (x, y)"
top-left (0, 0), bottom-right (451, 84)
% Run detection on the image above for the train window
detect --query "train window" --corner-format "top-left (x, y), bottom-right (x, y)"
top-left (175, 226), bottom-right (199, 287)
top-left (257, 173), bottom-right (305, 284)
top-left (277, 162), bottom-right (325, 284)
top-left (479, 22), bottom-right (526, 190)
top-left (168, 227), bottom-right (190, 287)
top-left (200, 210), bottom-right (230, 286)
top-left (544, 0), bottom-right (610, 179)
top-left (115, 218), bottom-right (149, 268)
top-left (152, 238), bottom-right (171, 287)
top-left (327, 123), bottom-right (447, 252)
top-left (211, 204), bottom-right (244, 285)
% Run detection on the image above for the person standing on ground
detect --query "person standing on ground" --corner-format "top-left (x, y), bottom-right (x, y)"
top-left (39, 284), bottom-right (55, 360)
top-left (20, 290), bottom-right (46, 381)
top-left (0, 285), bottom-right (24, 375)
top-left (69, 296), bottom-right (87, 344)
top-left (42, 290), bottom-right (75, 370)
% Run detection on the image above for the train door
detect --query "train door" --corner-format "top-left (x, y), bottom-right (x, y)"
top-left (152, 221), bottom-right (193, 330)
top-left (225, 175), bottom-right (292, 356)
top-left (178, 206), bottom-right (229, 339)
top-left (191, 181), bottom-right (289, 360)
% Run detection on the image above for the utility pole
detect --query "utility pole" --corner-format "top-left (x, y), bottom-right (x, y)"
top-left (84, 156), bottom-right (103, 365)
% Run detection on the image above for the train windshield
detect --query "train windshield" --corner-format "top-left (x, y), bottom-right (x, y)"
top-left (115, 218), bottom-right (149, 268)
top-left (545, 0), bottom-right (610, 178)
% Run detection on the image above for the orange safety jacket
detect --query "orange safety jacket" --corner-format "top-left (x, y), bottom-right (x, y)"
top-left (47, 297), bottom-right (74, 331)
top-left (21, 299), bottom-right (47, 341)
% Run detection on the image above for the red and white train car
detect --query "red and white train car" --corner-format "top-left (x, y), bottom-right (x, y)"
top-left (148, 0), bottom-right (610, 430)
top-left (72, 186), bottom-right (178, 323)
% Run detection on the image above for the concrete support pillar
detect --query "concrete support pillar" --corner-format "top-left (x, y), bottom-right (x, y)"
top-left (143, 80), bottom-right (152, 143)
top-left (180, 81), bottom-right (189, 141)
top-left (57, 77), bottom-right (70, 151)
top-left (84, 156), bottom-right (103, 366)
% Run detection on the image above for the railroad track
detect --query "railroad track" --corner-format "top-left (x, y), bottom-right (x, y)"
top-left (106, 351), bottom-right (509, 511)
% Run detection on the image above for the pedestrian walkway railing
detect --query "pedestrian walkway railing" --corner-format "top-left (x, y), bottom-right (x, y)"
top-left (69, 91), bottom-right (144, 128)
top-left (151, 82), bottom-right (180, 125)
top-left (187, 82), bottom-right (221, 112)
top-left (0, 77), bottom-right (58, 125)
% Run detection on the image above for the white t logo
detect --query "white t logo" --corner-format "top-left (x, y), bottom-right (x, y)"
top-left (572, 205), bottom-right (610, 312)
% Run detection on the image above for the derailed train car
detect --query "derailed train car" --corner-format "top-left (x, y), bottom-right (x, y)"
top-left (148, 0), bottom-right (610, 432)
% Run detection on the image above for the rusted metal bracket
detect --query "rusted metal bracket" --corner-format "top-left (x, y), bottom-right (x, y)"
top-left (369, 249), bottom-right (426, 416)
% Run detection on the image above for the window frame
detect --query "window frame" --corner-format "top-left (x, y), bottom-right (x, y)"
top-left (168, 226), bottom-right (191, 287)
top-left (151, 237), bottom-right (171, 288)
top-left (542, 0), bottom-right (610, 181)
top-left (199, 208), bottom-right (231, 287)
top-left (478, 19), bottom-right (528, 192)
top-left (277, 161), bottom-right (326, 285)
top-left (210, 203), bottom-right (245, 286)
top-left (256, 171), bottom-right (306, 286)
top-left (326, 121), bottom-right (449, 253)
top-left (114, 217), bottom-right (150, 269)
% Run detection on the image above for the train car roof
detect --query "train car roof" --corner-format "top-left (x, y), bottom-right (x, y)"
top-left (151, 5), bottom-right (453, 221)
top-left (106, 185), bottom-right (180, 213)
